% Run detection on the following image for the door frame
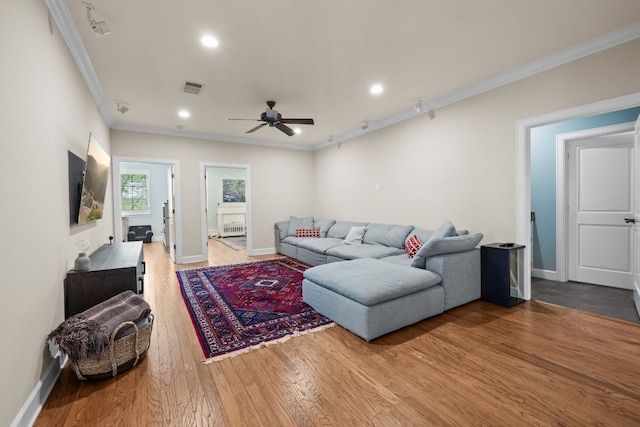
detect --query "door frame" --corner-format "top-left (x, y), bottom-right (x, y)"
top-left (555, 122), bottom-right (636, 282)
top-left (112, 156), bottom-right (183, 262)
top-left (516, 91), bottom-right (640, 300)
top-left (199, 161), bottom-right (253, 257)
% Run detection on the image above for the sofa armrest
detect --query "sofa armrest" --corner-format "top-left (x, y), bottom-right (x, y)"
top-left (127, 231), bottom-right (136, 242)
top-left (425, 248), bottom-right (480, 311)
top-left (274, 221), bottom-right (290, 253)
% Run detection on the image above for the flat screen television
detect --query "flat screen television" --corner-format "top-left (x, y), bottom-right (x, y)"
top-left (77, 133), bottom-right (111, 225)
top-left (68, 151), bottom-right (86, 225)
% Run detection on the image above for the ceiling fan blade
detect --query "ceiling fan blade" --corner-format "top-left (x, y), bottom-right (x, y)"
top-left (280, 118), bottom-right (314, 125)
top-left (246, 123), bottom-right (268, 134)
top-left (275, 123), bottom-right (295, 136)
top-left (228, 118), bottom-right (261, 121)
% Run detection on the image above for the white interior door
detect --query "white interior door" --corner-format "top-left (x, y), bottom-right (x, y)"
top-left (568, 132), bottom-right (634, 289)
top-left (634, 114), bottom-right (640, 300)
top-left (168, 165), bottom-right (176, 263)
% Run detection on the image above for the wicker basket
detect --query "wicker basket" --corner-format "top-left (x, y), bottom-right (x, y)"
top-left (71, 314), bottom-right (154, 380)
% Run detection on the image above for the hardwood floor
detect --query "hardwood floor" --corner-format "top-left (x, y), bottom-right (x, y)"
top-left (36, 241), bottom-right (640, 426)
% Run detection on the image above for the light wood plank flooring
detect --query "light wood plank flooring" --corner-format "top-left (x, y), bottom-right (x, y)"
top-left (36, 241), bottom-right (640, 426)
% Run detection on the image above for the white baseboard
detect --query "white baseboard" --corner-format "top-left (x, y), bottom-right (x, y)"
top-left (10, 353), bottom-right (67, 427)
top-left (180, 254), bottom-right (208, 264)
top-left (634, 287), bottom-right (640, 319)
top-left (249, 247), bottom-right (276, 256)
top-left (531, 268), bottom-right (559, 281)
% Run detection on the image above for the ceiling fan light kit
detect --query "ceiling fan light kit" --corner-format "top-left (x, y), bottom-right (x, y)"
top-left (228, 101), bottom-right (315, 137)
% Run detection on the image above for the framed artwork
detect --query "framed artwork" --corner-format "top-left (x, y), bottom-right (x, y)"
top-left (222, 179), bottom-right (245, 202)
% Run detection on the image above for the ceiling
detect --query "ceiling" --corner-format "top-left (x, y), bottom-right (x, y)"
top-left (51, 0), bottom-right (640, 150)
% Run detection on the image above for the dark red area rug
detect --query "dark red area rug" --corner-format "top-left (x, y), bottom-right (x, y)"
top-left (176, 257), bottom-right (334, 362)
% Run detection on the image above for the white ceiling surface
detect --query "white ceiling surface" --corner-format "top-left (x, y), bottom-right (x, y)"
top-left (56, 0), bottom-right (640, 150)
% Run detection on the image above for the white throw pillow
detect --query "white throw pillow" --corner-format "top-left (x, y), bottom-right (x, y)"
top-left (344, 226), bottom-right (367, 245)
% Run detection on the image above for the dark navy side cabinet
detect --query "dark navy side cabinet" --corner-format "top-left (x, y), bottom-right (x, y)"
top-left (481, 243), bottom-right (526, 307)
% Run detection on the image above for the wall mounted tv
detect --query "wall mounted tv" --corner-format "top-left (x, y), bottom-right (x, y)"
top-left (75, 133), bottom-right (111, 225)
top-left (68, 151), bottom-right (85, 225)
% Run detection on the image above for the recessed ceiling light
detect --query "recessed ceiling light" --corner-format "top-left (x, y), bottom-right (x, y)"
top-left (201, 35), bottom-right (219, 48)
top-left (294, 128), bottom-right (301, 134)
top-left (370, 84), bottom-right (384, 95)
top-left (178, 110), bottom-right (190, 118)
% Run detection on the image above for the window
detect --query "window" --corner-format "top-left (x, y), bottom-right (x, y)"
top-left (121, 170), bottom-right (150, 215)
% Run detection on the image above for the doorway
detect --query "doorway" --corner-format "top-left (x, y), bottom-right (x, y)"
top-left (200, 162), bottom-right (252, 257)
top-left (112, 157), bottom-right (182, 263)
top-left (517, 92), bottom-right (640, 300)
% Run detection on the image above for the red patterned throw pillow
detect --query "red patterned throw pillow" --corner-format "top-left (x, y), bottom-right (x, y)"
top-left (405, 234), bottom-right (423, 258)
top-left (295, 227), bottom-right (320, 238)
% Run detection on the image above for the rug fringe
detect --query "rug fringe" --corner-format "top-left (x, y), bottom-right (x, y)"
top-left (202, 322), bottom-right (335, 364)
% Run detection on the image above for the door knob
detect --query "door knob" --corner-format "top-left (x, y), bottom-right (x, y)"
top-left (624, 218), bottom-right (636, 224)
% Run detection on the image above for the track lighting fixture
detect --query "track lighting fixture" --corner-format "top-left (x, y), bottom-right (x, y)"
top-left (116, 103), bottom-right (129, 114)
top-left (361, 121), bottom-right (369, 130)
top-left (414, 100), bottom-right (423, 112)
top-left (82, 2), bottom-right (111, 36)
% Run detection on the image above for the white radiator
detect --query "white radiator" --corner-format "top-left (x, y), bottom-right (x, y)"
top-left (216, 205), bottom-right (246, 237)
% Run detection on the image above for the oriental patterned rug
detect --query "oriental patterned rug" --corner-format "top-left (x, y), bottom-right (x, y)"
top-left (176, 257), bottom-right (334, 362)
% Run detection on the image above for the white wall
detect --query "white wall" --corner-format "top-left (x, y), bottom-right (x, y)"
top-left (110, 130), bottom-right (315, 258)
top-left (314, 38), bottom-right (640, 244)
top-left (0, 2), bottom-right (112, 426)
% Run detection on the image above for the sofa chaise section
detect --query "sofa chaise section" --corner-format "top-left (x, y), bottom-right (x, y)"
top-left (303, 259), bottom-right (444, 341)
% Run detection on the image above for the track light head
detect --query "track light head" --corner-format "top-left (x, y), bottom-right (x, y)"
top-left (82, 2), bottom-right (111, 36)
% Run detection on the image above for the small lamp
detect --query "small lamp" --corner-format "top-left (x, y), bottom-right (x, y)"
top-left (74, 240), bottom-right (91, 271)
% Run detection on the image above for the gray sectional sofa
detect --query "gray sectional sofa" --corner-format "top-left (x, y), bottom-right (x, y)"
top-left (274, 217), bottom-right (483, 341)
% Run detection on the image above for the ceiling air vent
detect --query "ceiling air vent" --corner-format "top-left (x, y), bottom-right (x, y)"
top-left (182, 80), bottom-right (205, 95)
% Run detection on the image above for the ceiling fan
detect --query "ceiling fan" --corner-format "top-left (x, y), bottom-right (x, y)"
top-left (228, 101), bottom-right (314, 136)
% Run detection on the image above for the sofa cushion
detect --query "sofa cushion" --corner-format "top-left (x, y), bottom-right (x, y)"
top-left (287, 216), bottom-right (314, 236)
top-left (405, 234), bottom-right (422, 258)
top-left (410, 221), bottom-right (458, 268)
top-left (295, 227), bottom-right (320, 238)
top-left (303, 258), bottom-right (442, 306)
top-left (344, 226), bottom-right (367, 245)
top-left (275, 221), bottom-right (290, 240)
top-left (297, 237), bottom-right (345, 254)
top-left (326, 243), bottom-right (405, 260)
top-left (282, 236), bottom-right (312, 245)
top-left (327, 221), bottom-right (369, 239)
top-left (363, 223), bottom-right (414, 249)
top-left (411, 232), bottom-right (483, 269)
top-left (379, 254), bottom-right (413, 266)
top-left (314, 220), bottom-right (336, 238)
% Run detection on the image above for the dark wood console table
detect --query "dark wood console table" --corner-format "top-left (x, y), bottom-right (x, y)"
top-left (64, 241), bottom-right (145, 318)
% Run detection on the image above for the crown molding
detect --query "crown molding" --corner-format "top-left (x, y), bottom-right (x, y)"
top-left (46, 0), bottom-right (640, 152)
top-left (316, 21), bottom-right (640, 150)
top-left (111, 122), bottom-right (315, 151)
top-left (45, 0), bottom-right (113, 125)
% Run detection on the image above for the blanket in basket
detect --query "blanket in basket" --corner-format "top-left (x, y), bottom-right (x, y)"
top-left (48, 291), bottom-right (151, 363)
